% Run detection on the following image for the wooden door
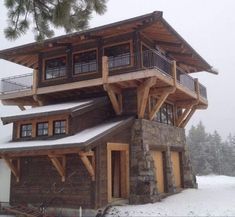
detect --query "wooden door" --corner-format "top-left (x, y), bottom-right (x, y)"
top-left (151, 151), bottom-right (165, 193)
top-left (171, 151), bottom-right (182, 188)
top-left (107, 143), bottom-right (129, 202)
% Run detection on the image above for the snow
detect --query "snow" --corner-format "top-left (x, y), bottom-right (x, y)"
top-left (106, 175), bottom-right (235, 217)
top-left (0, 119), bottom-right (123, 151)
top-left (1, 100), bottom-right (93, 118)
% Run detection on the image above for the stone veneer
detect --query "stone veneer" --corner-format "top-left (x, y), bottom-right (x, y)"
top-left (129, 119), bottom-right (197, 204)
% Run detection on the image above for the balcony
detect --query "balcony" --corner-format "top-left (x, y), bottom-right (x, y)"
top-left (0, 50), bottom-right (207, 104)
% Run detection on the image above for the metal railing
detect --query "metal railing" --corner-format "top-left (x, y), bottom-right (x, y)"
top-left (176, 66), bottom-right (196, 92)
top-left (142, 49), bottom-right (173, 77)
top-left (199, 83), bottom-right (207, 99)
top-left (0, 73), bottom-right (33, 94)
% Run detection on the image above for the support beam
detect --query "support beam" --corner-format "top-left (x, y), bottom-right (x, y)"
top-left (2, 156), bottom-right (20, 182)
top-left (176, 106), bottom-right (193, 127)
top-left (48, 155), bottom-right (66, 182)
top-left (79, 151), bottom-right (95, 181)
top-left (149, 90), bottom-right (172, 120)
top-left (104, 84), bottom-right (122, 115)
top-left (180, 107), bottom-right (197, 128)
top-left (137, 77), bottom-right (157, 118)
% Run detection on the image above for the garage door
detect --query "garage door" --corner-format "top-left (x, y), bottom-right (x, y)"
top-left (171, 151), bottom-right (182, 188)
top-left (151, 151), bottom-right (165, 193)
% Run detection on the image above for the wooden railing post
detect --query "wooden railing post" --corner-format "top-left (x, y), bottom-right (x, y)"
top-left (172, 60), bottom-right (177, 86)
top-left (102, 56), bottom-right (109, 84)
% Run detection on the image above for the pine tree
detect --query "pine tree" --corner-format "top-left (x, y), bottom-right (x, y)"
top-left (4, 0), bottom-right (107, 41)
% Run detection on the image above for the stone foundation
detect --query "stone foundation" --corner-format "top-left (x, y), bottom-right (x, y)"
top-left (129, 119), bottom-right (197, 204)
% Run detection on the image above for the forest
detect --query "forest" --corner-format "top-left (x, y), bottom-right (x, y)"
top-left (187, 122), bottom-right (235, 176)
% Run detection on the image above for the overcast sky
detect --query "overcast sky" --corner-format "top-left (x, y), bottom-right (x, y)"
top-left (0, 0), bottom-right (234, 140)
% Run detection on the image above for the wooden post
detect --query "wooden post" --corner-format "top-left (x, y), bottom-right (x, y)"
top-left (48, 155), bottom-right (66, 182)
top-left (79, 151), bottom-right (95, 181)
top-left (102, 56), bottom-right (109, 84)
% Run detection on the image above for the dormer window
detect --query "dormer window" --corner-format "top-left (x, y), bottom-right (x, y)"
top-left (37, 122), bottom-right (48, 136)
top-left (53, 120), bottom-right (66, 135)
top-left (20, 124), bottom-right (32, 138)
top-left (104, 43), bottom-right (131, 69)
top-left (73, 50), bottom-right (97, 74)
top-left (45, 56), bottom-right (66, 80)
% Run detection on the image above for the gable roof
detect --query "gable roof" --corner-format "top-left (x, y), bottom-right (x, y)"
top-left (0, 117), bottom-right (133, 155)
top-left (0, 11), bottom-right (215, 74)
top-left (1, 97), bottom-right (108, 125)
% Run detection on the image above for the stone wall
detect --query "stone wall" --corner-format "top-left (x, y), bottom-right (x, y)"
top-left (129, 119), bottom-right (197, 204)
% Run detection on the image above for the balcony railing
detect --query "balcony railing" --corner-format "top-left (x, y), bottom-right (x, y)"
top-left (0, 73), bottom-right (32, 94)
top-left (0, 50), bottom-right (207, 100)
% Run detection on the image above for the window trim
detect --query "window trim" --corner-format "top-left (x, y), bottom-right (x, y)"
top-left (72, 48), bottom-right (98, 76)
top-left (36, 122), bottom-right (49, 137)
top-left (43, 55), bottom-right (67, 81)
top-left (20, 123), bottom-right (33, 138)
top-left (103, 41), bottom-right (134, 71)
top-left (53, 120), bottom-right (67, 135)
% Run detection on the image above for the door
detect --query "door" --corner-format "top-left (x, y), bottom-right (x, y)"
top-left (171, 151), bottom-right (182, 188)
top-left (0, 159), bottom-right (11, 202)
top-left (107, 143), bottom-right (129, 202)
top-left (151, 151), bottom-right (165, 193)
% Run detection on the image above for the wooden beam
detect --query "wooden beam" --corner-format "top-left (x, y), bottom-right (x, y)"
top-left (176, 106), bottom-right (193, 127)
top-left (155, 41), bottom-right (182, 48)
top-left (104, 84), bottom-right (122, 115)
top-left (180, 107), bottom-right (197, 128)
top-left (149, 91), bottom-right (171, 120)
top-left (137, 77), bottom-right (157, 118)
top-left (2, 156), bottom-right (20, 182)
top-left (168, 52), bottom-right (193, 58)
top-left (48, 155), bottom-right (66, 182)
top-left (79, 151), bottom-right (95, 181)
top-left (102, 56), bottom-right (109, 84)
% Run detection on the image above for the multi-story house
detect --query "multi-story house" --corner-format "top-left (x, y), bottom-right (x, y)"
top-left (0, 11), bottom-right (215, 215)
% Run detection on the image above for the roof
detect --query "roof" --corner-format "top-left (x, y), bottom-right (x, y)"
top-left (1, 97), bottom-right (108, 124)
top-left (0, 11), bottom-right (215, 74)
top-left (0, 117), bottom-right (133, 155)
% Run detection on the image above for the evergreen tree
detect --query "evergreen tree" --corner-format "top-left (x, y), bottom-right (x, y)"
top-left (3, 0), bottom-right (107, 41)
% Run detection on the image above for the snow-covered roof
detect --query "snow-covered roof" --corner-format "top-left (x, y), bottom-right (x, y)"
top-left (0, 117), bottom-right (133, 153)
top-left (1, 97), bottom-right (107, 124)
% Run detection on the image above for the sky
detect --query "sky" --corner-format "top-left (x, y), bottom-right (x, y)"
top-left (0, 0), bottom-right (234, 140)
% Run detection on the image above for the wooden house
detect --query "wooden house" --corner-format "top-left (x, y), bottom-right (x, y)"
top-left (0, 11), bottom-right (215, 213)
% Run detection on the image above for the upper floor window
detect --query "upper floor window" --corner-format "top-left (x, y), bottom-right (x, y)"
top-left (104, 43), bottom-right (131, 69)
top-left (20, 124), bottom-right (32, 138)
top-left (37, 122), bottom-right (48, 136)
top-left (73, 50), bottom-right (97, 74)
top-left (54, 120), bottom-right (66, 135)
top-left (45, 56), bottom-right (66, 80)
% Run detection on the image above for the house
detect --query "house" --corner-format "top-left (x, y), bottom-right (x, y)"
top-left (0, 11), bottom-right (214, 214)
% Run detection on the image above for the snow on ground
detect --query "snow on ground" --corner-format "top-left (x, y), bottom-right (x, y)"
top-left (106, 175), bottom-right (235, 217)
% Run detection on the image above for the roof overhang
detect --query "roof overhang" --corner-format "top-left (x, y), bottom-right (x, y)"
top-left (0, 11), bottom-right (215, 74)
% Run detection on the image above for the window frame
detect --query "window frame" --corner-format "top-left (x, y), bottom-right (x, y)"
top-left (36, 122), bottom-right (49, 137)
top-left (20, 123), bottom-right (33, 138)
top-left (43, 55), bottom-right (67, 81)
top-left (103, 41), bottom-right (133, 71)
top-left (72, 48), bottom-right (98, 76)
top-left (53, 120), bottom-right (67, 135)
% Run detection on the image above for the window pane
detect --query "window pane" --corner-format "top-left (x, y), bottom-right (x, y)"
top-left (45, 57), bottom-right (66, 80)
top-left (54, 120), bottom-right (66, 135)
top-left (21, 124), bottom-right (32, 138)
top-left (74, 50), bottom-right (97, 74)
top-left (104, 43), bottom-right (131, 69)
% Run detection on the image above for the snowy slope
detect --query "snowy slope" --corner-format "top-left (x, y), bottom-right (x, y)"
top-left (106, 175), bottom-right (235, 217)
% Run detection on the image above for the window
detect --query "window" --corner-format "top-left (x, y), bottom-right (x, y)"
top-left (45, 56), bottom-right (66, 80)
top-left (151, 98), bottom-right (174, 126)
top-left (37, 122), bottom-right (48, 136)
top-left (73, 50), bottom-right (97, 74)
top-left (53, 120), bottom-right (66, 135)
top-left (104, 43), bottom-right (131, 69)
top-left (20, 124), bottom-right (32, 138)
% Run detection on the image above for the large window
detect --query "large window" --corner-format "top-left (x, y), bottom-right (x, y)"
top-left (53, 120), bottom-right (66, 135)
top-left (151, 99), bottom-right (174, 125)
top-left (104, 43), bottom-right (131, 69)
top-left (45, 56), bottom-right (66, 80)
top-left (37, 122), bottom-right (48, 136)
top-left (73, 50), bottom-right (97, 74)
top-left (20, 124), bottom-right (32, 138)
